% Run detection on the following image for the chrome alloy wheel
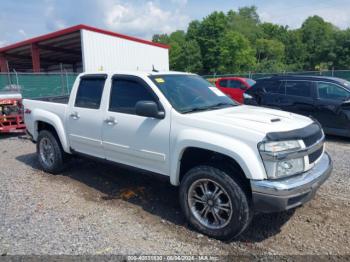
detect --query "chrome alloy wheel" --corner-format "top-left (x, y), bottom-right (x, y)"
top-left (188, 178), bottom-right (233, 229)
top-left (39, 137), bottom-right (55, 167)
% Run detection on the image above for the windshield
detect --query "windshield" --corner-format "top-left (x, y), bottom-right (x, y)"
top-left (342, 81), bottom-right (350, 88)
top-left (246, 79), bottom-right (256, 87)
top-left (149, 74), bottom-right (238, 113)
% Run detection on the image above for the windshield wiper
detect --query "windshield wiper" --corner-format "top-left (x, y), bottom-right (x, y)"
top-left (181, 106), bottom-right (214, 114)
top-left (182, 102), bottom-right (235, 114)
top-left (209, 102), bottom-right (235, 109)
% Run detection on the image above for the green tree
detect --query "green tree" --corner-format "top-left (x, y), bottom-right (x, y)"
top-left (186, 20), bottom-right (201, 41)
top-left (152, 34), bottom-right (170, 45)
top-left (219, 31), bottom-right (256, 73)
top-left (260, 22), bottom-right (288, 43)
top-left (152, 6), bottom-right (350, 75)
top-left (227, 6), bottom-right (262, 42)
top-left (182, 40), bottom-right (203, 72)
top-left (256, 38), bottom-right (285, 62)
top-left (333, 29), bottom-right (350, 69)
top-left (301, 15), bottom-right (337, 70)
top-left (153, 30), bottom-right (202, 73)
top-left (284, 30), bottom-right (307, 70)
top-left (255, 38), bottom-right (285, 72)
top-left (196, 11), bottom-right (228, 74)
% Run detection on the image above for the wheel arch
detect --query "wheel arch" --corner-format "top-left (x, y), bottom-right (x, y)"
top-left (178, 147), bottom-right (251, 192)
top-left (170, 133), bottom-right (267, 186)
top-left (33, 110), bottom-right (70, 153)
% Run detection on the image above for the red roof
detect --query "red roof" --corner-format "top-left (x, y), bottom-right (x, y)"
top-left (0, 24), bottom-right (169, 52)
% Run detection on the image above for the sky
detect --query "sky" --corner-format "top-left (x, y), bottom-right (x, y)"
top-left (1, 0), bottom-right (350, 47)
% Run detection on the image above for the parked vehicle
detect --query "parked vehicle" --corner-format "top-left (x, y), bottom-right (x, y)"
top-left (23, 72), bottom-right (332, 240)
top-left (0, 91), bottom-right (25, 133)
top-left (215, 77), bottom-right (256, 103)
top-left (243, 75), bottom-right (350, 137)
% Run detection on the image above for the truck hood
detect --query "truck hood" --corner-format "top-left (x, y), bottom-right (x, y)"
top-left (187, 105), bottom-right (314, 136)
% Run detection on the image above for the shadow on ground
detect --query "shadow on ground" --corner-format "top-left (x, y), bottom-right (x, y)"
top-left (0, 133), bottom-right (26, 140)
top-left (326, 134), bottom-right (350, 144)
top-left (16, 152), bottom-right (294, 243)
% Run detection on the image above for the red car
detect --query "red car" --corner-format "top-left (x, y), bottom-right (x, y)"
top-left (215, 77), bottom-right (256, 103)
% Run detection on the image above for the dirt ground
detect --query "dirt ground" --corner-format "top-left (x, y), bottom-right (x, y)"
top-left (0, 134), bottom-right (349, 255)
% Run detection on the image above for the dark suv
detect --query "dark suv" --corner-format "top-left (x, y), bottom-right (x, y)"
top-left (244, 75), bottom-right (350, 137)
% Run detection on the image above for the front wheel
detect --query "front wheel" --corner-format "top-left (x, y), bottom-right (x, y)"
top-left (37, 130), bottom-right (65, 174)
top-left (179, 165), bottom-right (252, 240)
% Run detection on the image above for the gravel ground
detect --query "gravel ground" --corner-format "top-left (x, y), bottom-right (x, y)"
top-left (0, 134), bottom-right (349, 255)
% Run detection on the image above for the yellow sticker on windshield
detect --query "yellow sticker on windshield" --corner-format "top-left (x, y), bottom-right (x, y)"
top-left (155, 78), bottom-right (165, 83)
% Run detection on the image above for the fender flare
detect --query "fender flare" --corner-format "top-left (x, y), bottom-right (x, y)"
top-left (170, 130), bottom-right (266, 185)
top-left (32, 109), bottom-right (70, 153)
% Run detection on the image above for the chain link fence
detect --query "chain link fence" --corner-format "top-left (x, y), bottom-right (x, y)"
top-left (203, 70), bottom-right (350, 83)
top-left (0, 72), bottom-right (79, 98)
top-left (1, 70), bottom-right (350, 99)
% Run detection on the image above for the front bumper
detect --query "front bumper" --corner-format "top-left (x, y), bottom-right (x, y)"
top-left (251, 152), bottom-right (332, 213)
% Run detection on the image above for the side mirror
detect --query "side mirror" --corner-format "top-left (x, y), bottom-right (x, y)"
top-left (135, 101), bottom-right (165, 119)
top-left (341, 99), bottom-right (350, 106)
top-left (240, 85), bottom-right (248, 90)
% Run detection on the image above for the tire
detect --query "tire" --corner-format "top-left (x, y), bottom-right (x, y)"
top-left (179, 164), bottom-right (252, 240)
top-left (36, 130), bottom-right (65, 174)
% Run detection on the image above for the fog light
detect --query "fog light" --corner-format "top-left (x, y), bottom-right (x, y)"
top-left (263, 158), bottom-right (304, 179)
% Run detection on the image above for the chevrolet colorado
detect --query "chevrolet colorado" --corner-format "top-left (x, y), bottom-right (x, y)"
top-left (23, 72), bottom-right (332, 240)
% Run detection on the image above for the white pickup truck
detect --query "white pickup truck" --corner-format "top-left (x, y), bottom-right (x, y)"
top-left (23, 71), bottom-right (332, 240)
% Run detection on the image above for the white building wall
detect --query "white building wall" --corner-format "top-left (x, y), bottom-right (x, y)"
top-left (81, 30), bottom-right (169, 72)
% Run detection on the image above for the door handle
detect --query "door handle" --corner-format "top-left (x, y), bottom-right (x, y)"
top-left (104, 116), bottom-right (118, 125)
top-left (70, 112), bottom-right (80, 120)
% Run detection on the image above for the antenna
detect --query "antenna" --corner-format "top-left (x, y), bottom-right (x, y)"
top-left (152, 65), bottom-right (159, 72)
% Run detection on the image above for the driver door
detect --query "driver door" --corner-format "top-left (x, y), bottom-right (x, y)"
top-left (314, 81), bottom-right (350, 132)
top-left (102, 75), bottom-right (171, 175)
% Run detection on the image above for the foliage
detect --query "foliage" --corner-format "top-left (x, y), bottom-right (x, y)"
top-left (219, 31), bottom-right (255, 73)
top-left (152, 6), bottom-right (350, 74)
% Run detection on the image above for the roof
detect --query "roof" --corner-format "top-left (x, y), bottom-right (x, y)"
top-left (80, 70), bottom-right (193, 77)
top-left (259, 74), bottom-right (343, 81)
top-left (0, 24), bottom-right (169, 53)
top-left (256, 74), bottom-right (350, 89)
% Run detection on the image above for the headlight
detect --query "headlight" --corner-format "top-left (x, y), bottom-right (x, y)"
top-left (259, 140), bottom-right (304, 179)
top-left (259, 140), bottom-right (301, 153)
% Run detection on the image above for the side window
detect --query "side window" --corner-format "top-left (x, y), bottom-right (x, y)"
top-left (75, 78), bottom-right (105, 109)
top-left (317, 82), bottom-right (350, 100)
top-left (262, 80), bottom-right (284, 94)
top-left (219, 79), bottom-right (228, 87)
top-left (285, 81), bottom-right (312, 98)
top-left (228, 80), bottom-right (244, 89)
top-left (109, 78), bottom-right (157, 114)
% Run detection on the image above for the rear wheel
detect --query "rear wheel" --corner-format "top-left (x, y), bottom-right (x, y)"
top-left (37, 130), bottom-right (65, 174)
top-left (179, 164), bottom-right (252, 240)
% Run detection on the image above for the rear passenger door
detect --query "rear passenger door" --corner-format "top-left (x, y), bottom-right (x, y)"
top-left (281, 80), bottom-right (316, 116)
top-left (216, 79), bottom-right (232, 97)
top-left (227, 79), bottom-right (247, 103)
top-left (66, 74), bottom-right (107, 158)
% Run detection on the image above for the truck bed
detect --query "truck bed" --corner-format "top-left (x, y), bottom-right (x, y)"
top-left (23, 97), bottom-right (68, 136)
top-left (31, 95), bottom-right (69, 104)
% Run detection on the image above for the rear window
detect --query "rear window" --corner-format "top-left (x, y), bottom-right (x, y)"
top-left (256, 80), bottom-right (284, 94)
top-left (75, 77), bottom-right (106, 109)
top-left (285, 81), bottom-right (312, 98)
top-left (219, 79), bottom-right (229, 87)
